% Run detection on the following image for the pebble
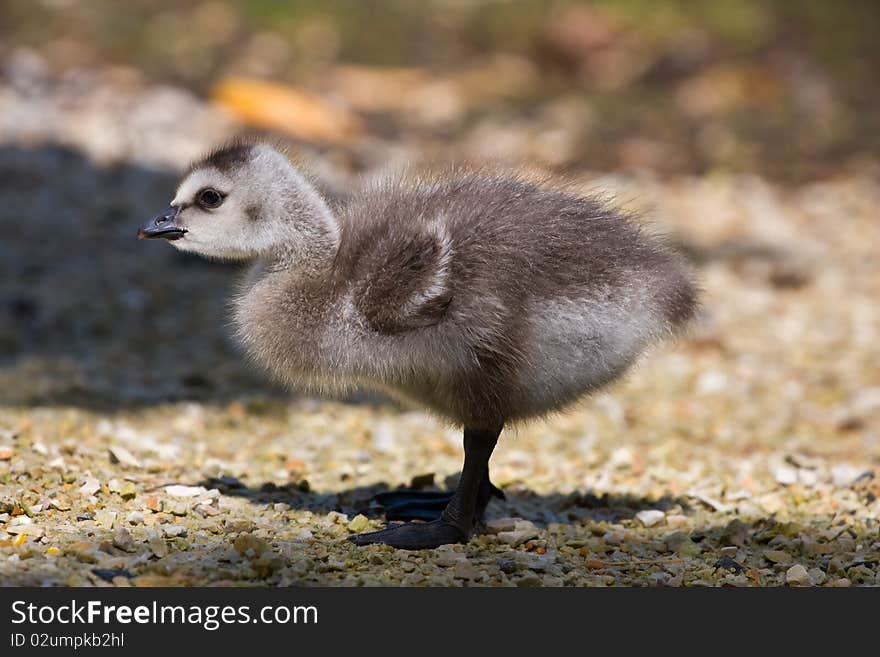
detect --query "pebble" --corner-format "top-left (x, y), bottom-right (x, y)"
top-left (764, 550), bottom-right (793, 564)
top-left (648, 572), bottom-right (669, 585)
top-left (78, 478), bottom-right (101, 497)
top-left (347, 514), bottom-right (369, 533)
top-left (665, 514), bottom-right (689, 529)
top-left (452, 562), bottom-right (481, 580)
top-left (108, 446), bottom-right (142, 468)
top-left (148, 537), bottom-right (168, 558)
top-left (515, 573), bottom-right (543, 587)
top-left (498, 559), bottom-right (518, 574)
top-left (164, 485), bottom-right (208, 498)
top-left (7, 519), bottom-right (44, 539)
top-left (112, 528), bottom-right (136, 552)
top-left (125, 511), bottom-right (144, 525)
top-left (635, 509), bottom-right (665, 527)
top-left (608, 446), bottom-right (635, 469)
top-left (687, 491), bottom-right (731, 512)
top-left (49, 497), bottom-right (71, 511)
top-left (120, 482), bottom-right (137, 500)
top-left (92, 568), bottom-right (134, 583)
top-left (233, 534), bottom-right (270, 558)
top-left (167, 502), bottom-right (189, 516)
top-left (663, 531), bottom-right (686, 551)
top-left (714, 557), bottom-right (746, 574)
top-left (224, 519), bottom-right (256, 534)
top-left (409, 473), bottom-right (435, 489)
top-left (326, 511), bottom-right (348, 524)
top-left (94, 510), bottom-right (116, 531)
top-left (70, 542), bottom-right (98, 563)
top-left (785, 564), bottom-right (810, 585)
top-left (830, 464), bottom-right (862, 488)
top-left (485, 517), bottom-right (519, 534)
top-left (47, 457), bottom-right (65, 470)
top-left (162, 524), bottom-right (187, 538)
top-left (767, 534), bottom-right (790, 548)
top-left (773, 465), bottom-right (798, 486)
top-left (497, 527), bottom-right (539, 547)
top-left (798, 469), bottom-right (819, 487)
top-left (434, 546), bottom-right (466, 567)
top-left (194, 504), bottom-right (220, 517)
top-left (319, 560), bottom-right (346, 573)
top-left (721, 519), bottom-right (748, 546)
top-left (808, 567), bottom-right (826, 586)
top-left (678, 539), bottom-right (702, 557)
top-left (518, 550), bottom-right (556, 573)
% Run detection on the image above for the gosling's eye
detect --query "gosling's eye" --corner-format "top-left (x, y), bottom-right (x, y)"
top-left (197, 188), bottom-right (224, 209)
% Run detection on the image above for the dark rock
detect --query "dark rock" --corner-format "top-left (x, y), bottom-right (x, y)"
top-left (713, 557), bottom-right (746, 574)
top-left (498, 558), bottom-right (518, 574)
top-left (91, 568), bottom-right (135, 582)
top-left (410, 473), bottom-right (435, 489)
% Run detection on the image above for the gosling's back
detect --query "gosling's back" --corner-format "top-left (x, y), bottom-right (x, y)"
top-left (323, 170), bottom-right (696, 426)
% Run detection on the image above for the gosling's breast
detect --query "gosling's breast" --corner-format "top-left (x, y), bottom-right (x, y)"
top-left (232, 270), bottom-right (339, 385)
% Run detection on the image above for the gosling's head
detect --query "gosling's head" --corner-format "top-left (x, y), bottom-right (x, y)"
top-left (139, 141), bottom-right (337, 262)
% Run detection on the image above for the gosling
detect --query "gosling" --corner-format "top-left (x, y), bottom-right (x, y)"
top-left (138, 141), bottom-right (697, 549)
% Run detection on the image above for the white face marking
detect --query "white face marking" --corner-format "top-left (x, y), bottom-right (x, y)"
top-left (167, 167), bottom-right (263, 260)
top-left (160, 143), bottom-right (340, 266)
top-left (172, 169), bottom-right (231, 207)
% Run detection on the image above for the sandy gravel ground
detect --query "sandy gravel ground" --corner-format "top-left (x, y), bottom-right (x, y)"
top-left (1, 64), bottom-right (878, 586)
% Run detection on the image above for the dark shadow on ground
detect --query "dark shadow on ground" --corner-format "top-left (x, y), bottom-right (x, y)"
top-left (0, 142), bottom-right (294, 408)
top-left (0, 142), bottom-right (388, 409)
top-left (195, 476), bottom-right (694, 527)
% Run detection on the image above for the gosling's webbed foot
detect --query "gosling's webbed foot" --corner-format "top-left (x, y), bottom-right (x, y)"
top-left (374, 490), bottom-right (453, 521)
top-left (348, 519), bottom-right (466, 550)
top-left (374, 480), bottom-right (505, 522)
top-left (354, 426), bottom-right (503, 550)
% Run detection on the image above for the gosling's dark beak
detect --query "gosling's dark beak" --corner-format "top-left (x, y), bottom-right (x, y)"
top-left (138, 206), bottom-right (186, 240)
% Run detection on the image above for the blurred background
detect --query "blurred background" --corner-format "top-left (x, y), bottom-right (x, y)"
top-left (1, 0), bottom-right (877, 405)
top-left (2, 0), bottom-right (878, 179)
top-left (0, 1), bottom-right (878, 586)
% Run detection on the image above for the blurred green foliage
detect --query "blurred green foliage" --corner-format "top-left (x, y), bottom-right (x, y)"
top-left (2, 1), bottom-right (875, 73)
top-left (0, 0), bottom-right (877, 180)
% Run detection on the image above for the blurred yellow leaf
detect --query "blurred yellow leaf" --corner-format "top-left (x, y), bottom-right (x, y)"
top-left (212, 76), bottom-right (361, 143)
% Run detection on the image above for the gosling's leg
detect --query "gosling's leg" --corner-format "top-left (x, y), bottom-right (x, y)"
top-left (349, 425), bottom-right (502, 549)
top-left (374, 470), bottom-right (505, 522)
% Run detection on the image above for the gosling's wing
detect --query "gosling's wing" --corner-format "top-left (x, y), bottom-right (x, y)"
top-left (354, 222), bottom-right (453, 335)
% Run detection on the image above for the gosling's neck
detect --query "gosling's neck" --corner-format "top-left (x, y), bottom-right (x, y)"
top-left (262, 169), bottom-right (341, 278)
